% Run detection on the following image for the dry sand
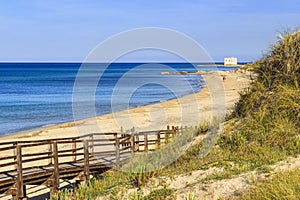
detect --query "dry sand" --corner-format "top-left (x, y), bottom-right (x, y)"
top-left (0, 69), bottom-right (251, 142)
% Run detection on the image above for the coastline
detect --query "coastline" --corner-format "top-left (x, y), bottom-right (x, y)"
top-left (0, 69), bottom-right (251, 142)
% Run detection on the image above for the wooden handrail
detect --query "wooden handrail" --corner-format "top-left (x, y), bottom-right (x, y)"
top-left (0, 155), bottom-right (15, 161)
top-left (0, 161), bottom-right (17, 168)
top-left (0, 125), bottom-right (195, 199)
top-left (0, 146), bottom-right (17, 151)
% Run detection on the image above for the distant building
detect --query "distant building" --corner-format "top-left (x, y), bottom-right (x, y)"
top-left (224, 57), bottom-right (238, 66)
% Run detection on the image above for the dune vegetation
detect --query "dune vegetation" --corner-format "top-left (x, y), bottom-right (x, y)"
top-left (52, 30), bottom-right (300, 200)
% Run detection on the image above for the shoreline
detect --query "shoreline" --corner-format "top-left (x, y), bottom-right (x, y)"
top-left (0, 69), bottom-right (251, 142)
top-left (0, 81), bottom-right (205, 138)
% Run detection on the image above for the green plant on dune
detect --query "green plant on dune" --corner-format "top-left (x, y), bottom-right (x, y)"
top-left (218, 30), bottom-right (300, 169)
top-left (52, 30), bottom-right (300, 199)
top-left (237, 169), bottom-right (300, 200)
top-left (166, 30), bottom-right (300, 182)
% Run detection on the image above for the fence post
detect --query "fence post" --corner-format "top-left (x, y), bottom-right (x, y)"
top-left (166, 127), bottom-right (171, 143)
top-left (165, 126), bottom-right (169, 144)
top-left (89, 135), bottom-right (94, 156)
top-left (50, 141), bottom-right (59, 196)
top-left (130, 134), bottom-right (135, 154)
top-left (48, 143), bottom-right (53, 165)
top-left (135, 134), bottom-right (139, 151)
top-left (121, 127), bottom-right (125, 147)
top-left (144, 133), bottom-right (148, 152)
top-left (176, 126), bottom-right (179, 137)
top-left (72, 138), bottom-right (77, 162)
top-left (157, 131), bottom-right (161, 148)
top-left (115, 137), bottom-right (120, 170)
top-left (172, 126), bottom-right (176, 137)
top-left (15, 144), bottom-right (25, 199)
top-left (83, 140), bottom-right (90, 181)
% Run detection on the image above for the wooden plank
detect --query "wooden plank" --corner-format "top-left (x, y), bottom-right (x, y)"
top-left (0, 161), bottom-right (17, 168)
top-left (80, 132), bottom-right (118, 138)
top-left (0, 146), bottom-right (16, 151)
top-left (58, 148), bottom-right (77, 154)
top-left (88, 143), bottom-right (114, 147)
top-left (22, 151), bottom-right (50, 157)
top-left (91, 150), bottom-right (117, 156)
top-left (18, 137), bottom-right (79, 144)
top-left (147, 139), bottom-right (159, 143)
top-left (20, 142), bottom-right (52, 148)
top-left (22, 137), bottom-right (78, 143)
top-left (0, 155), bottom-right (15, 161)
top-left (22, 155), bottom-right (53, 163)
top-left (56, 140), bottom-right (83, 144)
top-left (0, 141), bottom-right (17, 146)
top-left (0, 136), bottom-right (81, 146)
top-left (55, 153), bottom-right (85, 157)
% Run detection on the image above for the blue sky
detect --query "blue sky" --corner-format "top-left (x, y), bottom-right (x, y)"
top-left (0, 0), bottom-right (299, 62)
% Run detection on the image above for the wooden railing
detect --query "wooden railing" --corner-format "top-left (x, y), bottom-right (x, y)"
top-left (0, 125), bottom-right (196, 199)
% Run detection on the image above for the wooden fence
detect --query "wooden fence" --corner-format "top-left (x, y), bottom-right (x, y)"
top-left (0, 125), bottom-right (196, 199)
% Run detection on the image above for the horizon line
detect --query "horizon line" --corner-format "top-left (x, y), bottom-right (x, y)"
top-left (0, 61), bottom-right (251, 64)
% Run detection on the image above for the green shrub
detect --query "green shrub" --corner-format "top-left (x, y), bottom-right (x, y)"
top-left (239, 169), bottom-right (300, 200)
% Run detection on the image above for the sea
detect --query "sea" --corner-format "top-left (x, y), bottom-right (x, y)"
top-left (0, 63), bottom-right (238, 136)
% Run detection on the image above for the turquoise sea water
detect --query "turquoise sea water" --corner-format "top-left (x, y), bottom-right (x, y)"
top-left (0, 63), bottom-right (237, 136)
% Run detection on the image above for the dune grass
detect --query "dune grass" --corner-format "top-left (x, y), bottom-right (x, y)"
top-left (238, 169), bottom-right (300, 200)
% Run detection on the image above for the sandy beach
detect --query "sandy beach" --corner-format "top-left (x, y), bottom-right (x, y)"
top-left (0, 69), bottom-right (251, 142)
top-left (0, 69), bottom-right (251, 199)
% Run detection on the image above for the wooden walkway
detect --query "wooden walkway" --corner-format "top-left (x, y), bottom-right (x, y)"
top-left (0, 125), bottom-right (184, 199)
